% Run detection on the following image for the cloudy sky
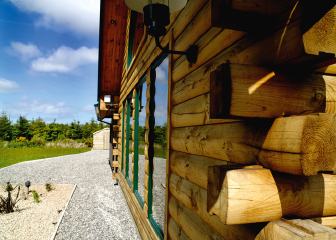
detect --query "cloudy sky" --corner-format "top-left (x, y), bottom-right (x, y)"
top-left (0, 0), bottom-right (169, 125)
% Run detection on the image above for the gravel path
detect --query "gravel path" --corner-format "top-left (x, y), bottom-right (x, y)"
top-left (0, 150), bottom-right (139, 240)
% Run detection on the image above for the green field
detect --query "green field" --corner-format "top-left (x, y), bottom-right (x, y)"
top-left (133, 147), bottom-right (167, 159)
top-left (0, 148), bottom-right (91, 169)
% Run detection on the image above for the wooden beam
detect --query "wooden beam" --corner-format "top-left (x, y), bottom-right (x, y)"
top-left (113, 114), bottom-right (120, 120)
top-left (255, 219), bottom-right (336, 240)
top-left (112, 161), bottom-right (119, 168)
top-left (112, 125), bottom-right (119, 132)
top-left (302, 4), bottom-right (336, 57)
top-left (171, 113), bottom-right (336, 176)
top-left (211, 0), bottom-right (275, 32)
top-left (207, 168), bottom-right (336, 224)
top-left (168, 217), bottom-right (191, 240)
top-left (169, 195), bottom-right (228, 240)
top-left (210, 63), bottom-right (336, 119)
top-left (113, 149), bottom-right (118, 156)
top-left (311, 216), bottom-right (336, 229)
top-left (169, 172), bottom-right (261, 240)
top-left (170, 151), bottom-right (235, 190)
top-left (171, 93), bottom-right (241, 127)
top-left (112, 172), bottom-right (118, 179)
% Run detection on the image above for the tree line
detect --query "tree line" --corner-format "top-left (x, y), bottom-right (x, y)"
top-left (0, 111), bottom-right (109, 142)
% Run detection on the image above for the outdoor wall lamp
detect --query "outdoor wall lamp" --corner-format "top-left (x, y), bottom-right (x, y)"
top-left (25, 181), bottom-right (31, 194)
top-left (125, 0), bottom-right (198, 63)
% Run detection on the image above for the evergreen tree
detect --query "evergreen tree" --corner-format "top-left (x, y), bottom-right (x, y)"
top-left (30, 116), bottom-right (46, 138)
top-left (13, 115), bottom-right (33, 140)
top-left (0, 111), bottom-right (13, 141)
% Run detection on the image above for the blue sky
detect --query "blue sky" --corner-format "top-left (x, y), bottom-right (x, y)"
top-left (0, 0), bottom-right (168, 126)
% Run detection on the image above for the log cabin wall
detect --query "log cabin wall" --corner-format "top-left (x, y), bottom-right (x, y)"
top-left (116, 0), bottom-right (336, 239)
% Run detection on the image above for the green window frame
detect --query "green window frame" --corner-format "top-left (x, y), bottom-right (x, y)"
top-left (147, 54), bottom-right (168, 240)
top-left (133, 85), bottom-right (145, 208)
top-left (122, 53), bottom-right (167, 240)
top-left (125, 97), bottom-right (132, 187)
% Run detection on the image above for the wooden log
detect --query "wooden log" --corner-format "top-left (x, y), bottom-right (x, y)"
top-left (255, 219), bottom-right (336, 240)
top-left (113, 113), bottom-right (120, 120)
top-left (211, 0), bottom-right (275, 32)
top-left (303, 4), bottom-right (336, 57)
top-left (228, 11), bottom-right (336, 69)
top-left (210, 63), bottom-right (336, 118)
top-left (311, 216), bottom-right (336, 229)
top-left (172, 113), bottom-right (336, 176)
top-left (144, 173), bottom-right (149, 190)
top-left (113, 149), bottom-right (118, 156)
top-left (112, 172), bottom-right (118, 179)
top-left (208, 168), bottom-right (336, 225)
top-left (112, 161), bottom-right (119, 168)
top-left (113, 138), bottom-right (118, 144)
top-left (170, 151), bottom-right (234, 190)
top-left (169, 195), bottom-right (227, 240)
top-left (169, 173), bottom-right (260, 240)
top-left (120, 0), bottom-right (208, 101)
top-left (171, 93), bottom-right (241, 127)
top-left (168, 217), bottom-right (191, 240)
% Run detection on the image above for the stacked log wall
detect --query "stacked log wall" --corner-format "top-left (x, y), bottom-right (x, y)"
top-left (116, 0), bottom-right (336, 239)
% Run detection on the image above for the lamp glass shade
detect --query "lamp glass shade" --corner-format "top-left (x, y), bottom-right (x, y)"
top-left (125, 0), bottom-right (187, 13)
top-left (104, 95), bottom-right (111, 103)
top-left (94, 103), bottom-right (100, 120)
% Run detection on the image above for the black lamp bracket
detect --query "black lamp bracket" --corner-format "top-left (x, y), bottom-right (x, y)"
top-left (154, 36), bottom-right (198, 64)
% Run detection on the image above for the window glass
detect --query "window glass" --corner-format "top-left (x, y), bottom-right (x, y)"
top-left (152, 56), bottom-right (168, 233)
top-left (137, 83), bottom-right (147, 201)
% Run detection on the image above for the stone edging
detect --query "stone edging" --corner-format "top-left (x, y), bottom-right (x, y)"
top-left (50, 184), bottom-right (77, 240)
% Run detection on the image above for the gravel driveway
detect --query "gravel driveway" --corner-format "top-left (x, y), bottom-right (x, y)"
top-left (0, 150), bottom-right (139, 240)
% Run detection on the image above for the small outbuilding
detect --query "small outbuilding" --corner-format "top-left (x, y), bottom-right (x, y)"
top-left (93, 128), bottom-right (110, 150)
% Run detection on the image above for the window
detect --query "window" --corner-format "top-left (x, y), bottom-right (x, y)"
top-left (121, 54), bottom-right (168, 240)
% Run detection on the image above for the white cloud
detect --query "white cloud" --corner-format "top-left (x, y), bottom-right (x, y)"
top-left (5, 42), bottom-right (42, 61)
top-left (31, 46), bottom-right (98, 73)
top-left (156, 66), bottom-right (168, 85)
top-left (8, 0), bottom-right (100, 35)
top-left (0, 78), bottom-right (20, 93)
top-left (5, 95), bottom-right (72, 119)
top-left (81, 104), bottom-right (94, 113)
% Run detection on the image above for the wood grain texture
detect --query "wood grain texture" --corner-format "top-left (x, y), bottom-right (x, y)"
top-left (211, 63), bottom-right (336, 118)
top-left (172, 93), bottom-right (241, 127)
top-left (303, 5), bottom-right (336, 56)
top-left (170, 151), bottom-right (233, 190)
top-left (172, 114), bottom-right (336, 176)
top-left (311, 216), bottom-right (336, 229)
top-left (255, 219), bottom-right (336, 240)
top-left (169, 173), bottom-right (260, 240)
top-left (209, 168), bottom-right (336, 224)
top-left (168, 217), bottom-right (191, 240)
top-left (168, 195), bottom-right (227, 240)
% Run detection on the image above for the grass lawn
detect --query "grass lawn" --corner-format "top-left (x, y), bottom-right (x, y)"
top-left (136, 147), bottom-right (167, 159)
top-left (0, 148), bottom-right (91, 169)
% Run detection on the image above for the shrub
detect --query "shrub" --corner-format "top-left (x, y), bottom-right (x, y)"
top-left (31, 190), bottom-right (39, 203)
top-left (84, 139), bottom-right (93, 147)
